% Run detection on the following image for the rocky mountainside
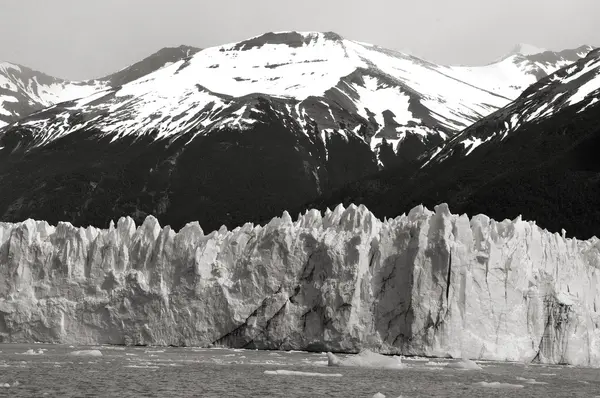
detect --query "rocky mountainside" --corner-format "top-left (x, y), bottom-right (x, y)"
top-left (0, 46), bottom-right (200, 127)
top-left (309, 48), bottom-right (600, 239)
top-left (0, 203), bottom-right (598, 366)
top-left (429, 48), bottom-right (600, 163)
top-left (0, 32), bottom-right (593, 232)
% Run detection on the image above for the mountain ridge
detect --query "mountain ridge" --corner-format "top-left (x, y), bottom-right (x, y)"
top-left (431, 47), bottom-right (600, 164)
top-left (305, 48), bottom-right (600, 239)
top-left (2, 32), bottom-right (592, 155)
top-left (0, 32), bottom-right (596, 235)
top-left (0, 45), bottom-right (201, 127)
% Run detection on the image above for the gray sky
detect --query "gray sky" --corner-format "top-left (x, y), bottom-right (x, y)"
top-left (2, 0), bottom-right (599, 80)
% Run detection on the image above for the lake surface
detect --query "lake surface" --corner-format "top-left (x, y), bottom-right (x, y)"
top-left (0, 344), bottom-right (598, 397)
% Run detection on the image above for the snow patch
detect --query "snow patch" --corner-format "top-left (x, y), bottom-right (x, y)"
top-left (578, 97), bottom-right (599, 113)
top-left (567, 75), bottom-right (600, 106)
top-left (462, 136), bottom-right (491, 156)
top-left (351, 75), bottom-right (420, 131)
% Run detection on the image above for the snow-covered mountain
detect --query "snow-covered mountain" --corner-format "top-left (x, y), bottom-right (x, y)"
top-left (0, 45), bottom-right (200, 128)
top-left (311, 48), bottom-right (600, 239)
top-left (1, 203), bottom-right (599, 366)
top-left (448, 44), bottom-right (594, 101)
top-left (431, 47), bottom-right (600, 163)
top-left (1, 32), bottom-right (593, 164)
top-left (0, 63), bottom-right (106, 128)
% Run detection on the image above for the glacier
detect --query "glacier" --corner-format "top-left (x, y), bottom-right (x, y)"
top-left (0, 203), bottom-right (599, 366)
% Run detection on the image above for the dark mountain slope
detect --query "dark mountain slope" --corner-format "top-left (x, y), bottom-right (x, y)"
top-left (0, 96), bottom-right (377, 231)
top-left (305, 50), bottom-right (600, 239)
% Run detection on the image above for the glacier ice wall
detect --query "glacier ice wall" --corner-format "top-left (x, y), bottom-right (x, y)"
top-left (0, 203), bottom-right (599, 366)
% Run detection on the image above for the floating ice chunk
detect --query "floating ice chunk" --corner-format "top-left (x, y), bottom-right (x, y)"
top-left (327, 352), bottom-right (341, 366)
top-left (19, 349), bottom-right (44, 356)
top-left (424, 361), bottom-right (447, 366)
top-left (248, 359), bottom-right (287, 366)
top-left (327, 350), bottom-right (405, 369)
top-left (264, 370), bottom-right (343, 377)
top-left (516, 377), bottom-right (548, 385)
top-left (372, 393), bottom-right (386, 398)
top-left (445, 359), bottom-right (482, 370)
top-left (2, 383), bottom-right (9, 388)
top-left (91, 346), bottom-right (125, 351)
top-left (125, 365), bottom-right (159, 369)
top-left (473, 381), bottom-right (524, 389)
top-left (69, 350), bottom-right (103, 357)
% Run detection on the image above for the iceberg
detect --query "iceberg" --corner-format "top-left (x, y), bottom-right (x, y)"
top-left (68, 350), bottom-right (103, 357)
top-left (264, 370), bottom-right (342, 377)
top-left (445, 359), bottom-right (482, 370)
top-left (473, 381), bottom-right (524, 389)
top-left (515, 377), bottom-right (547, 385)
top-left (18, 348), bottom-right (44, 356)
top-left (327, 350), bottom-right (404, 369)
top-left (0, 203), bottom-right (599, 366)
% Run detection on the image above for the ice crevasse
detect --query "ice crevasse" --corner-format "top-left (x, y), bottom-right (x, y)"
top-left (0, 203), bottom-right (599, 366)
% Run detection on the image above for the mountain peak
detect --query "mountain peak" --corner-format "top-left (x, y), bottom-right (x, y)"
top-left (230, 31), bottom-right (346, 51)
top-left (574, 44), bottom-right (597, 55)
top-left (488, 43), bottom-right (594, 66)
top-left (510, 43), bottom-right (547, 56)
top-left (101, 45), bottom-right (201, 87)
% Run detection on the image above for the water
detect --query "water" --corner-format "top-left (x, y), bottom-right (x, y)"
top-left (0, 344), bottom-right (598, 397)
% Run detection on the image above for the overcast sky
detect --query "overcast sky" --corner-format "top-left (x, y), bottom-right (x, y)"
top-left (1, 0), bottom-right (599, 80)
